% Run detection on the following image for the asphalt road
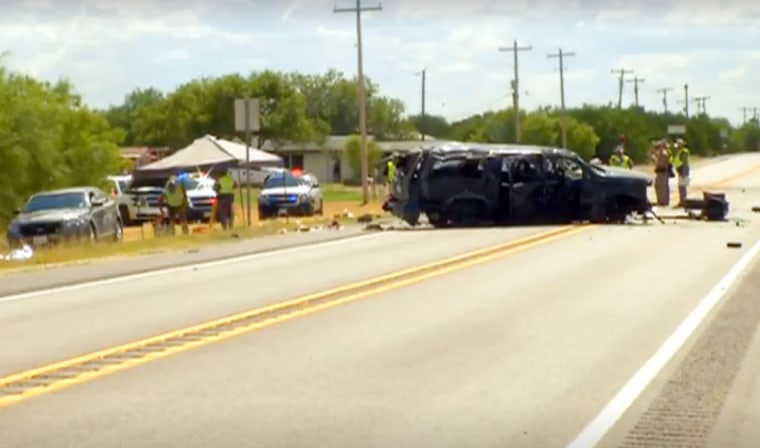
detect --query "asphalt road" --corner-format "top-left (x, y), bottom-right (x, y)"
top-left (3, 154), bottom-right (760, 447)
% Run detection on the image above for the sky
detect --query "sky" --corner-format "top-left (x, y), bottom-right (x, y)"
top-left (1, 0), bottom-right (759, 127)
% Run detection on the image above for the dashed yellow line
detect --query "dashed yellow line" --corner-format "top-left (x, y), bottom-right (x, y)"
top-left (0, 225), bottom-right (591, 409)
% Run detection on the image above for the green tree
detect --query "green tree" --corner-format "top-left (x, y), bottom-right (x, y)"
top-left (408, 114), bottom-right (450, 139)
top-left (0, 66), bottom-right (123, 223)
top-left (343, 134), bottom-right (381, 183)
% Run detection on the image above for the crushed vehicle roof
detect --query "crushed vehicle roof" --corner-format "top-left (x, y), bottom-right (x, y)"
top-left (413, 142), bottom-right (579, 158)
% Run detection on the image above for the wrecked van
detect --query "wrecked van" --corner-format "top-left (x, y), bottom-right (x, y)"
top-left (382, 143), bottom-right (653, 227)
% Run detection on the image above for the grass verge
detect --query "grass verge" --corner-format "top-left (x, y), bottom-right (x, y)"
top-left (0, 199), bottom-right (389, 272)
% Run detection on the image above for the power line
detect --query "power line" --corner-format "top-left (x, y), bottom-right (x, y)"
top-left (625, 76), bottom-right (646, 109)
top-left (333, 0), bottom-right (382, 205)
top-left (498, 40), bottom-right (532, 143)
top-left (693, 96), bottom-right (710, 115)
top-left (416, 67), bottom-right (427, 141)
top-left (656, 87), bottom-right (673, 113)
top-left (610, 68), bottom-right (633, 108)
top-left (548, 48), bottom-right (576, 149)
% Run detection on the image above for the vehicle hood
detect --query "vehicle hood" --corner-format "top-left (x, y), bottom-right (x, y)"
top-left (260, 185), bottom-right (310, 196)
top-left (187, 188), bottom-right (216, 198)
top-left (596, 166), bottom-right (652, 183)
top-left (13, 209), bottom-right (88, 225)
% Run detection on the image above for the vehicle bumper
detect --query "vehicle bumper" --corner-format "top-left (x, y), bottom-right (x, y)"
top-left (187, 207), bottom-right (214, 221)
top-left (258, 201), bottom-right (313, 217)
top-left (6, 225), bottom-right (89, 248)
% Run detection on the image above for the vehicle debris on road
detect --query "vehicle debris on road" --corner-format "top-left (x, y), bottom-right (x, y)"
top-left (382, 143), bottom-right (655, 227)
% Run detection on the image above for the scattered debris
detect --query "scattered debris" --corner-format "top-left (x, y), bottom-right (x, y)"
top-left (682, 192), bottom-right (730, 221)
top-left (752, 206), bottom-right (760, 213)
top-left (727, 242), bottom-right (743, 249)
top-left (328, 219), bottom-right (343, 230)
top-left (1, 244), bottom-right (33, 261)
top-left (357, 213), bottom-right (374, 223)
top-left (277, 228), bottom-right (288, 235)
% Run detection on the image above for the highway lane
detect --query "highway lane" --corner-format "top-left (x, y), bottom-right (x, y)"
top-left (2, 180), bottom-right (760, 447)
top-left (2, 154), bottom-right (760, 447)
top-left (0, 224), bottom-right (565, 377)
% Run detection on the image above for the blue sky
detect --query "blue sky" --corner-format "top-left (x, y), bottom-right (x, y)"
top-left (1, 0), bottom-right (759, 126)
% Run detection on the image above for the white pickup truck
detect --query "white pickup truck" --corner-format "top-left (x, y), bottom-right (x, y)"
top-left (107, 174), bottom-right (218, 225)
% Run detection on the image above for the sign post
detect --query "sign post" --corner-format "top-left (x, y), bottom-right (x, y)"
top-left (234, 98), bottom-right (261, 227)
top-left (667, 124), bottom-right (686, 136)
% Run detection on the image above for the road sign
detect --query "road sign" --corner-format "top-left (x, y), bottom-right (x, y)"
top-left (234, 98), bottom-right (261, 133)
top-left (667, 124), bottom-right (686, 135)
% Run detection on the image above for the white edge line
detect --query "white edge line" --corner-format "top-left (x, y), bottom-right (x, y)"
top-left (0, 232), bottom-right (388, 304)
top-left (565, 237), bottom-right (760, 448)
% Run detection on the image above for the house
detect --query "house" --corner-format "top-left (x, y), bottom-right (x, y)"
top-left (259, 134), bottom-right (448, 183)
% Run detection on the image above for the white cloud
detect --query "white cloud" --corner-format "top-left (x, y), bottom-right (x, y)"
top-left (1, 1), bottom-right (759, 126)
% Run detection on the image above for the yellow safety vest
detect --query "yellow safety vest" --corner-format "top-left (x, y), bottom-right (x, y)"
top-left (218, 174), bottom-right (234, 194)
top-left (387, 160), bottom-right (396, 182)
top-left (164, 182), bottom-right (185, 207)
top-left (672, 147), bottom-right (690, 169)
top-left (609, 154), bottom-right (633, 169)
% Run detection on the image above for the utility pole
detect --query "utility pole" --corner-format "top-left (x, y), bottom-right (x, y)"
top-left (683, 83), bottom-right (689, 118)
top-left (657, 87), bottom-right (673, 113)
top-left (626, 76), bottom-right (646, 108)
top-left (416, 68), bottom-right (426, 141)
top-left (334, 0), bottom-right (382, 205)
top-left (693, 96), bottom-right (710, 115)
top-left (611, 68), bottom-right (633, 108)
top-left (499, 40), bottom-right (532, 142)
top-left (548, 48), bottom-right (576, 149)
top-left (740, 106), bottom-right (750, 124)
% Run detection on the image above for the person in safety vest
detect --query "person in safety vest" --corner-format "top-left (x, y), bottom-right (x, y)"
top-left (385, 152), bottom-right (398, 195)
top-left (214, 168), bottom-right (236, 230)
top-left (163, 174), bottom-right (189, 235)
top-left (609, 145), bottom-right (633, 169)
top-left (672, 138), bottom-right (691, 207)
top-left (650, 140), bottom-right (671, 206)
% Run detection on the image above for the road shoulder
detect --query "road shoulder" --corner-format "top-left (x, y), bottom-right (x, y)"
top-left (0, 225), bottom-right (370, 296)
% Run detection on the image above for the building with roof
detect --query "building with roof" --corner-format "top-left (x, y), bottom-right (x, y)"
top-left (259, 134), bottom-right (450, 183)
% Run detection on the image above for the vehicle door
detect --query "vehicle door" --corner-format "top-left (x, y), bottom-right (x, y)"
top-left (556, 155), bottom-right (594, 219)
top-left (306, 176), bottom-right (323, 211)
top-left (388, 151), bottom-right (424, 224)
top-left (90, 189), bottom-right (112, 236)
top-left (508, 155), bottom-right (546, 223)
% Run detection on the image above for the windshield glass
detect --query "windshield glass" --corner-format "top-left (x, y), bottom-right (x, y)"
top-left (264, 174), bottom-right (303, 188)
top-left (117, 180), bottom-right (130, 193)
top-left (24, 192), bottom-right (87, 212)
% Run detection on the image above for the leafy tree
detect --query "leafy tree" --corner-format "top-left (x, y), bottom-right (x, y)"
top-left (0, 66), bottom-right (123, 224)
top-left (343, 134), bottom-right (381, 183)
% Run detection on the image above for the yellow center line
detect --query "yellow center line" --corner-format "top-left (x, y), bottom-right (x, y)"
top-left (0, 225), bottom-right (592, 409)
top-left (1, 160), bottom-right (759, 410)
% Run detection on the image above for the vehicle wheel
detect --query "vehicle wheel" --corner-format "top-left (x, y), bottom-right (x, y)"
top-left (118, 205), bottom-right (133, 226)
top-left (446, 200), bottom-right (486, 227)
top-left (113, 219), bottom-right (124, 242)
top-left (258, 209), bottom-right (269, 220)
top-left (426, 212), bottom-right (450, 228)
top-left (305, 201), bottom-right (316, 217)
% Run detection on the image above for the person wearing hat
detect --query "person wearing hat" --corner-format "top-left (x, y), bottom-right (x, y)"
top-left (163, 174), bottom-right (189, 235)
top-left (671, 138), bottom-right (691, 207)
top-left (649, 140), bottom-right (671, 206)
top-left (609, 144), bottom-right (633, 169)
top-left (214, 168), bottom-right (237, 230)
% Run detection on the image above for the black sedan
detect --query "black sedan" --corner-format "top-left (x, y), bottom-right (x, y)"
top-left (6, 187), bottom-right (124, 248)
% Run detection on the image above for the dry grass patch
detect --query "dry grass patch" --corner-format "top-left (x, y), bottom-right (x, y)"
top-left (1, 200), bottom-right (390, 272)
